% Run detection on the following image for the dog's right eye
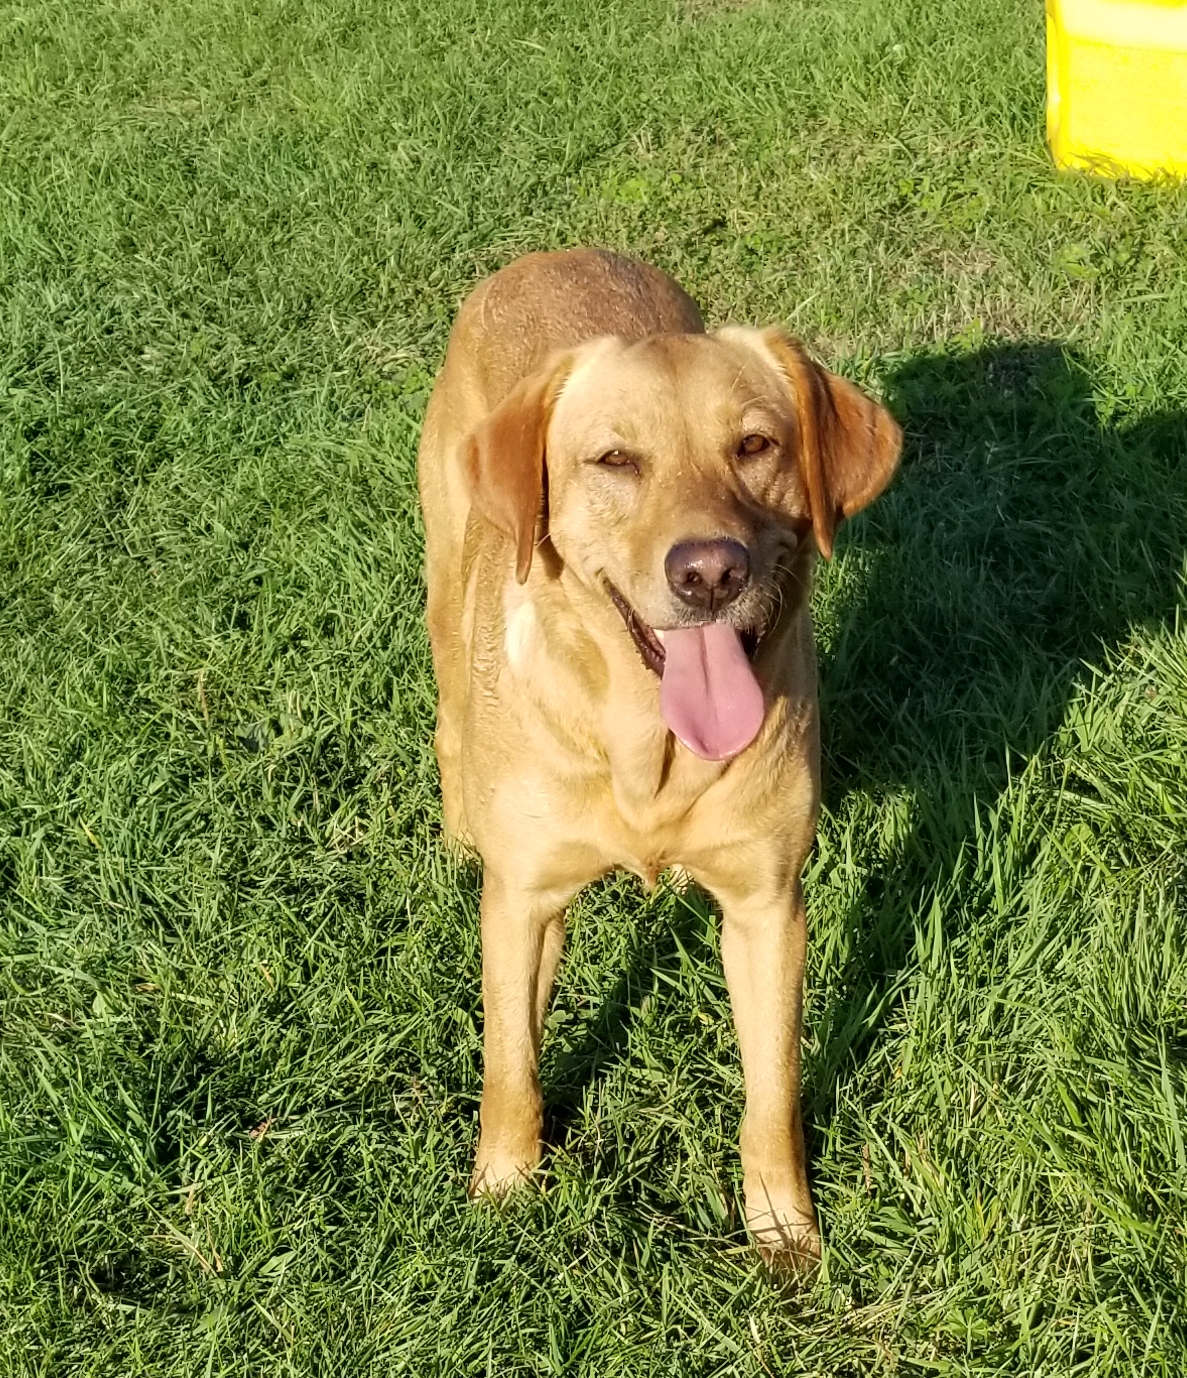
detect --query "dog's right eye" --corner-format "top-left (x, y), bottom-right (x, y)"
top-left (594, 450), bottom-right (640, 474)
top-left (738, 433), bottom-right (774, 458)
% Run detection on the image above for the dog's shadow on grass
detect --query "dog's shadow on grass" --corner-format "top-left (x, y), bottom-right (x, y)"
top-left (805, 340), bottom-right (1187, 1113)
top-left (539, 881), bottom-right (712, 1147)
top-left (537, 341), bottom-right (1186, 1151)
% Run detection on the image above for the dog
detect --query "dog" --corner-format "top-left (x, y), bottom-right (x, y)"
top-left (417, 248), bottom-right (901, 1265)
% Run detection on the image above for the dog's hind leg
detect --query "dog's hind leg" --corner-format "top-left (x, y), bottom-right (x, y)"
top-left (433, 699), bottom-right (469, 846)
top-left (424, 572), bottom-right (471, 847)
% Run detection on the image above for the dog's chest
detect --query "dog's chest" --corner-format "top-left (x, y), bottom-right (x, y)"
top-left (598, 746), bottom-right (750, 881)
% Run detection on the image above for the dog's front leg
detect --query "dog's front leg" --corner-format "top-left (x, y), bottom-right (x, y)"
top-left (469, 868), bottom-right (570, 1197)
top-left (715, 879), bottom-right (820, 1268)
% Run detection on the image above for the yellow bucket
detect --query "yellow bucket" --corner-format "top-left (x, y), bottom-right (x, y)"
top-left (1047, 0), bottom-right (1187, 177)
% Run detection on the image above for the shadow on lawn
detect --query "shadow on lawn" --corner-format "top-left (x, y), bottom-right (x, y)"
top-left (542, 341), bottom-right (1187, 1139)
top-left (803, 341), bottom-right (1187, 1113)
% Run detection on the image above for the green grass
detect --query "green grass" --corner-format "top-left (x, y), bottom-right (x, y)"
top-left (2, 0), bottom-right (1187, 1371)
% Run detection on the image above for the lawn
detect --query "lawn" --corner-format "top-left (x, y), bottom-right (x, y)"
top-left (2, 0), bottom-right (1187, 1371)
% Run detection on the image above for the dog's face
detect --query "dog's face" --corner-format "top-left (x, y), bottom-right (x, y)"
top-left (464, 326), bottom-right (901, 758)
top-left (545, 331), bottom-right (814, 649)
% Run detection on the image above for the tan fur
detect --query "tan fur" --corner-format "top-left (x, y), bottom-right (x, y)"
top-left (418, 248), bottom-right (901, 1265)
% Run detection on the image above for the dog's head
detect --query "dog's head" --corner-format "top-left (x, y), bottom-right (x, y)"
top-left (464, 328), bottom-right (901, 759)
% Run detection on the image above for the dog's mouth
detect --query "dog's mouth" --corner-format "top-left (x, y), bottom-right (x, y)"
top-left (605, 582), bottom-right (765, 761)
top-left (606, 585), bottom-right (762, 673)
top-left (606, 583), bottom-right (667, 676)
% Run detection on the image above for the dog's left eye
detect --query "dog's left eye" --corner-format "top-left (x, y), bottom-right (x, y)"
top-left (595, 450), bottom-right (639, 473)
top-left (738, 434), bottom-right (773, 458)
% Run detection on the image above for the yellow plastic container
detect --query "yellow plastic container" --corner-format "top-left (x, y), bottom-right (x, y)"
top-left (1047, 0), bottom-right (1187, 177)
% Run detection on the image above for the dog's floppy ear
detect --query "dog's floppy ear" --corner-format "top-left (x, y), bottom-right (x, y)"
top-left (463, 353), bottom-right (573, 584)
top-left (759, 328), bottom-right (902, 559)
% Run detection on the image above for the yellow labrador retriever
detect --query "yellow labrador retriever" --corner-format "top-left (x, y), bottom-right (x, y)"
top-left (418, 248), bottom-right (900, 1264)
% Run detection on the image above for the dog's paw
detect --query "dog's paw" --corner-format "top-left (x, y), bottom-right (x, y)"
top-left (468, 1143), bottom-right (539, 1200)
top-left (664, 864), bottom-right (696, 892)
top-left (747, 1205), bottom-right (821, 1274)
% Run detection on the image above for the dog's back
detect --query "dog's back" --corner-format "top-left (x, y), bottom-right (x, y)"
top-left (419, 249), bottom-right (703, 573)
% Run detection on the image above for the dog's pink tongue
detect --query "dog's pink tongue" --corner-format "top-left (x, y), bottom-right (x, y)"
top-left (660, 623), bottom-right (764, 761)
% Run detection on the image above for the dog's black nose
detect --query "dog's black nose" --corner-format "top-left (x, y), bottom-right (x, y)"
top-left (665, 539), bottom-right (751, 612)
